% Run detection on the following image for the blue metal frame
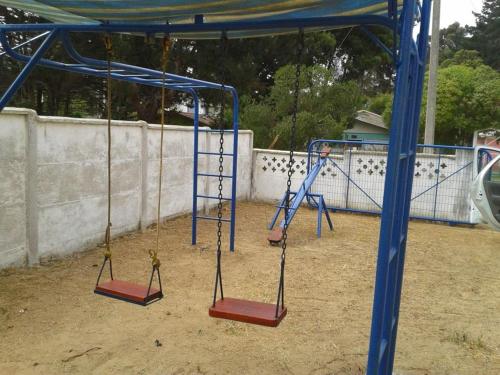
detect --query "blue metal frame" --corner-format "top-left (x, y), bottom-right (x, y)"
top-left (306, 139), bottom-right (475, 225)
top-left (368, 2), bottom-right (431, 373)
top-left (0, 29), bottom-right (239, 253)
top-left (0, 2), bottom-right (432, 373)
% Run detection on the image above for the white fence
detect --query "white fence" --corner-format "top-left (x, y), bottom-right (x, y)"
top-left (252, 145), bottom-right (477, 224)
top-left (0, 108), bottom-right (252, 268)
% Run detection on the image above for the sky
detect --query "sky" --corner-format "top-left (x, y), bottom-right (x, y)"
top-left (439, 0), bottom-right (484, 27)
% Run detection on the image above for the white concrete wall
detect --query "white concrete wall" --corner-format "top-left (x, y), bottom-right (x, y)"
top-left (0, 108), bottom-right (252, 268)
top-left (0, 109), bottom-right (28, 267)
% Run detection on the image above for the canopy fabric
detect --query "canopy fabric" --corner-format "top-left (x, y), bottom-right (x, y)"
top-left (0, 1), bottom-right (399, 38)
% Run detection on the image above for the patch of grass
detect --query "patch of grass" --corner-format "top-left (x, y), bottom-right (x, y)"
top-left (445, 331), bottom-right (492, 353)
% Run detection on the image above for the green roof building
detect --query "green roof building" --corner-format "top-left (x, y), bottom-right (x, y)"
top-left (343, 110), bottom-right (389, 143)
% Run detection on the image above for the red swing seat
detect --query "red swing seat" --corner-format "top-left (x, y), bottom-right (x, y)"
top-left (209, 298), bottom-right (287, 327)
top-left (95, 279), bottom-right (162, 306)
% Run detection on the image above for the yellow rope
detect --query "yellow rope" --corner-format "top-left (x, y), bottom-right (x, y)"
top-left (151, 36), bottom-right (172, 268)
top-left (104, 34), bottom-right (113, 260)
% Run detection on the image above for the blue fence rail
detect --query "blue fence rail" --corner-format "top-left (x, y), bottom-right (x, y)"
top-left (306, 140), bottom-right (476, 225)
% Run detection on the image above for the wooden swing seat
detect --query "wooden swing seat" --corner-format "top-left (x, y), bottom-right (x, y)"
top-left (209, 298), bottom-right (287, 327)
top-left (94, 279), bottom-right (163, 306)
top-left (267, 227), bottom-right (284, 246)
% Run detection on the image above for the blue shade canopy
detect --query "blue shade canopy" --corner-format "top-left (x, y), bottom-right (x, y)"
top-left (0, 1), bottom-right (400, 38)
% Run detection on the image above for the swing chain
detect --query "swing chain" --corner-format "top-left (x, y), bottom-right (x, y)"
top-left (275, 28), bottom-right (304, 316)
top-left (281, 29), bottom-right (304, 262)
top-left (217, 32), bottom-right (228, 256)
top-left (212, 31), bottom-right (228, 306)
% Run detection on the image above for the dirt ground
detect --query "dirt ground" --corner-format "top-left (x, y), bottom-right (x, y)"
top-left (0, 202), bottom-right (499, 375)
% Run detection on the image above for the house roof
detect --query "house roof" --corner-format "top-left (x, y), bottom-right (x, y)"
top-left (176, 111), bottom-right (214, 126)
top-left (355, 110), bottom-right (387, 130)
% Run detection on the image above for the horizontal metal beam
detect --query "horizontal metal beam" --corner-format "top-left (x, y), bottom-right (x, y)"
top-left (0, 15), bottom-right (395, 35)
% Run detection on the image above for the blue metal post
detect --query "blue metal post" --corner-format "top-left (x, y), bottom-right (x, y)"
top-left (191, 90), bottom-right (200, 245)
top-left (432, 150), bottom-right (442, 220)
top-left (367, 1), bottom-right (432, 374)
top-left (367, 1), bottom-right (414, 373)
top-left (0, 30), bottom-right (59, 111)
top-left (317, 197), bottom-right (323, 238)
top-left (229, 88), bottom-right (239, 252)
top-left (385, 2), bottom-right (432, 371)
top-left (345, 146), bottom-right (353, 209)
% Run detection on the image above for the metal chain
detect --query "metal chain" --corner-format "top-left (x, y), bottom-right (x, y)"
top-left (216, 32), bottom-right (228, 257)
top-left (281, 28), bottom-right (304, 266)
top-left (276, 29), bottom-right (304, 315)
top-left (213, 31), bottom-right (228, 305)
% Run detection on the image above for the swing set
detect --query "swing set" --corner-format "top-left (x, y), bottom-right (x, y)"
top-left (0, 2), bottom-right (432, 374)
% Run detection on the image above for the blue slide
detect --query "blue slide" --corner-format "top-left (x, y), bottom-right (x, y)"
top-left (268, 147), bottom-right (333, 244)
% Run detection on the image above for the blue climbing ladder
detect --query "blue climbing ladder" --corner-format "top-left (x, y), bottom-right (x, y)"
top-left (191, 113), bottom-right (239, 252)
top-left (268, 147), bottom-right (333, 242)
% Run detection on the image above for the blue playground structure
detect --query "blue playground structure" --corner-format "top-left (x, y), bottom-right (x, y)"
top-left (268, 146), bottom-right (333, 243)
top-left (305, 139), bottom-right (477, 226)
top-left (0, 1), bottom-right (433, 373)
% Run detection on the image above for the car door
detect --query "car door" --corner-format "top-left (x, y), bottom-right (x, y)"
top-left (471, 151), bottom-right (500, 231)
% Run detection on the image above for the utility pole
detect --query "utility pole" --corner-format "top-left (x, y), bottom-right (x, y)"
top-left (424, 0), bottom-right (441, 146)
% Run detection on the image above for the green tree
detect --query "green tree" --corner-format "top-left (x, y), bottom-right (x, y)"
top-left (241, 64), bottom-right (365, 149)
top-left (421, 61), bottom-right (500, 145)
top-left (368, 93), bottom-right (392, 126)
top-left (441, 49), bottom-right (485, 68)
top-left (469, 0), bottom-right (500, 70)
top-left (439, 22), bottom-right (470, 63)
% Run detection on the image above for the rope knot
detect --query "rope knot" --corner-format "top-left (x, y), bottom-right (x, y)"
top-left (149, 249), bottom-right (161, 268)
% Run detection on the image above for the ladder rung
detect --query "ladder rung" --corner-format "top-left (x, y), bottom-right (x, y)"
top-left (197, 173), bottom-right (233, 178)
top-left (275, 205), bottom-right (298, 210)
top-left (399, 153), bottom-right (408, 160)
top-left (196, 216), bottom-right (231, 222)
top-left (198, 151), bottom-right (234, 157)
top-left (197, 195), bottom-right (232, 201)
top-left (198, 129), bottom-right (236, 133)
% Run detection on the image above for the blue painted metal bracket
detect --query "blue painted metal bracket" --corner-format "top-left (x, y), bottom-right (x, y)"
top-left (359, 26), bottom-right (395, 61)
top-left (0, 30), bottom-right (59, 110)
